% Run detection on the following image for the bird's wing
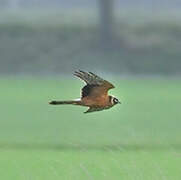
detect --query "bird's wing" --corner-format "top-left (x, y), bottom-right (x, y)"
top-left (84, 106), bottom-right (111, 113)
top-left (84, 107), bottom-right (105, 113)
top-left (74, 70), bottom-right (115, 97)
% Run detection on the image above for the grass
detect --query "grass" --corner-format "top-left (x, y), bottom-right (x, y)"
top-left (0, 77), bottom-right (181, 179)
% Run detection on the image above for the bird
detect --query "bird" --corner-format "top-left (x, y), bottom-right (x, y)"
top-left (49, 70), bottom-right (121, 113)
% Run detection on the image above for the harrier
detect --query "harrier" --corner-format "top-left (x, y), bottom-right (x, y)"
top-left (49, 70), bottom-right (121, 113)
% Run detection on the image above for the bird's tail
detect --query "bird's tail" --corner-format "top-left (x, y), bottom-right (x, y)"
top-left (49, 100), bottom-right (82, 106)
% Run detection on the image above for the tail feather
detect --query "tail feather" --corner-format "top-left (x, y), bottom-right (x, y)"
top-left (49, 100), bottom-right (81, 105)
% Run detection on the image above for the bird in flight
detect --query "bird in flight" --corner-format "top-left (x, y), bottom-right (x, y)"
top-left (49, 70), bottom-right (121, 113)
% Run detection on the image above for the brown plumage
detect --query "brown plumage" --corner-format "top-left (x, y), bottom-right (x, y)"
top-left (49, 70), bottom-right (121, 113)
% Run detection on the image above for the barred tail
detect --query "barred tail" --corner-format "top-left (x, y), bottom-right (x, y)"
top-left (49, 100), bottom-right (81, 105)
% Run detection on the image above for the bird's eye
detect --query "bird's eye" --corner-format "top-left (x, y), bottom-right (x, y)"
top-left (113, 98), bottom-right (118, 104)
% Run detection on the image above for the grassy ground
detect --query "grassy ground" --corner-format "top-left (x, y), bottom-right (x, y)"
top-left (1, 77), bottom-right (181, 179)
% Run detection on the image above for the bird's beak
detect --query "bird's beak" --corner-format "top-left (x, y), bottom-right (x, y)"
top-left (118, 101), bottom-right (121, 104)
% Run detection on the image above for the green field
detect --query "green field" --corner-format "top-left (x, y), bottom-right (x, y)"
top-left (1, 77), bottom-right (181, 180)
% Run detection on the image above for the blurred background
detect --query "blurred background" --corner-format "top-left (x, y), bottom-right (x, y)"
top-left (0, 0), bottom-right (181, 75)
top-left (0, 1), bottom-right (181, 180)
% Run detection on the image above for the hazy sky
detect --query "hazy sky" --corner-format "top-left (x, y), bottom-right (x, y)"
top-left (2, 0), bottom-right (181, 9)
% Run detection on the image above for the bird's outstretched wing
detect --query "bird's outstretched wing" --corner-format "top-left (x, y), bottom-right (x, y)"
top-left (74, 70), bottom-right (115, 98)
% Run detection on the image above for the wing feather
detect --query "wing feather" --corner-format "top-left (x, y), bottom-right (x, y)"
top-left (84, 106), bottom-right (111, 113)
top-left (74, 70), bottom-right (115, 97)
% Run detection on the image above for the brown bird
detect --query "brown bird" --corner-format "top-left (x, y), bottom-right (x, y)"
top-left (49, 70), bottom-right (121, 113)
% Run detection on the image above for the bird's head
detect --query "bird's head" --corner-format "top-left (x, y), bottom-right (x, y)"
top-left (109, 96), bottom-right (121, 106)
